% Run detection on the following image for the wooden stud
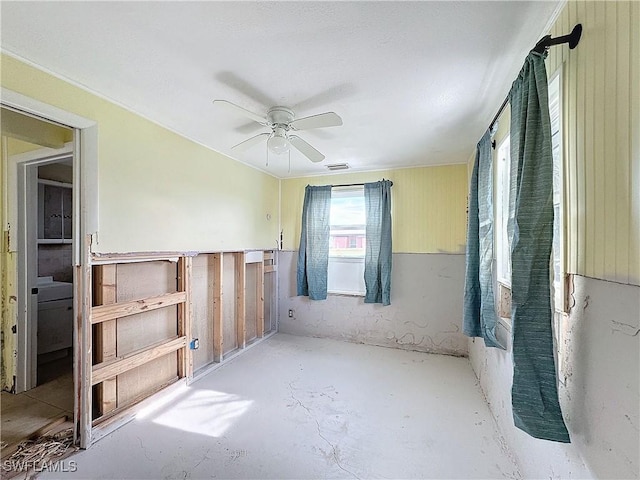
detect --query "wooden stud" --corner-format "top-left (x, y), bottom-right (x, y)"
top-left (212, 253), bottom-right (223, 362)
top-left (177, 257), bottom-right (193, 381)
top-left (234, 252), bottom-right (246, 349)
top-left (264, 265), bottom-right (277, 273)
top-left (92, 336), bottom-right (187, 386)
top-left (91, 377), bottom-right (178, 429)
top-left (91, 291), bottom-right (186, 324)
top-left (93, 264), bottom-right (117, 416)
top-left (79, 234), bottom-right (93, 448)
top-left (74, 265), bottom-right (82, 446)
top-left (185, 256), bottom-right (193, 380)
top-left (256, 256), bottom-right (264, 339)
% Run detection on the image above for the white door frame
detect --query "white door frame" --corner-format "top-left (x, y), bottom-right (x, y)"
top-left (1, 87), bottom-right (98, 448)
top-left (13, 147), bottom-right (74, 392)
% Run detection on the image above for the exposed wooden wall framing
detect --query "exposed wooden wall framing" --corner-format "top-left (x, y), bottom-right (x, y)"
top-left (235, 252), bottom-right (247, 349)
top-left (177, 257), bottom-right (193, 381)
top-left (77, 235), bottom-right (93, 449)
top-left (89, 257), bottom-right (188, 430)
top-left (81, 250), bottom-right (276, 446)
top-left (195, 250), bottom-right (276, 365)
top-left (255, 256), bottom-right (265, 339)
top-left (263, 251), bottom-right (277, 334)
top-left (91, 291), bottom-right (186, 324)
top-left (92, 336), bottom-right (187, 386)
top-left (212, 253), bottom-right (223, 362)
top-left (93, 264), bottom-right (117, 416)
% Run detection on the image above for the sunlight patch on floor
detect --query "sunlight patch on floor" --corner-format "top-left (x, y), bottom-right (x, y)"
top-left (152, 390), bottom-right (253, 438)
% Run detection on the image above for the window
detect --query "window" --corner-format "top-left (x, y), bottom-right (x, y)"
top-left (495, 136), bottom-right (511, 288)
top-left (494, 135), bottom-right (512, 323)
top-left (548, 69), bottom-right (568, 381)
top-left (493, 70), bottom-right (565, 333)
top-left (549, 71), bottom-right (565, 314)
top-left (327, 186), bottom-right (366, 295)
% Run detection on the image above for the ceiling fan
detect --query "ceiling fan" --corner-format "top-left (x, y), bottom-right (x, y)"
top-left (213, 100), bottom-right (343, 163)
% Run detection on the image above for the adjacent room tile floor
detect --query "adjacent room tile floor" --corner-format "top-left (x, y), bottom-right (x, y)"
top-left (1, 361), bottom-right (73, 447)
top-left (41, 334), bottom-right (521, 479)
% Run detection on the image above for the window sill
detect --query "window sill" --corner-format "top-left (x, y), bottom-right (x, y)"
top-left (328, 291), bottom-right (365, 297)
top-left (497, 316), bottom-right (511, 331)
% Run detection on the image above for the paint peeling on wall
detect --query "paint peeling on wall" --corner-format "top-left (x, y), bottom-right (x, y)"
top-left (279, 252), bottom-right (468, 357)
top-left (470, 275), bottom-right (639, 479)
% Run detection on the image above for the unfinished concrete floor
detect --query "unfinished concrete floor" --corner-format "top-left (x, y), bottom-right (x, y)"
top-left (41, 333), bottom-right (520, 479)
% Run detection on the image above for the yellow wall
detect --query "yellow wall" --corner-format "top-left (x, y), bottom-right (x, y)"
top-left (6, 137), bottom-right (50, 156)
top-left (281, 165), bottom-right (468, 254)
top-left (470, 2), bottom-right (639, 286)
top-left (0, 134), bottom-right (73, 390)
top-left (2, 107), bottom-right (73, 150)
top-left (0, 137), bottom-right (17, 390)
top-left (1, 54), bottom-right (280, 390)
top-left (1, 54), bottom-right (280, 254)
top-left (546, 1), bottom-right (639, 285)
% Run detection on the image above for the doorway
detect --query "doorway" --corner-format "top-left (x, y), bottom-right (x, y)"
top-left (35, 157), bottom-right (75, 389)
top-left (1, 89), bottom-right (98, 450)
top-left (1, 109), bottom-right (76, 448)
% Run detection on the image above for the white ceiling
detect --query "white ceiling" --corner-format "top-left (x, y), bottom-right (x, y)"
top-left (1, 1), bottom-right (561, 179)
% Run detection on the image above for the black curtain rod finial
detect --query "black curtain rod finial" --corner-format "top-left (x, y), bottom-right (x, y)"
top-left (488, 24), bottom-right (582, 133)
top-left (568, 23), bottom-right (583, 49)
top-left (532, 23), bottom-right (582, 54)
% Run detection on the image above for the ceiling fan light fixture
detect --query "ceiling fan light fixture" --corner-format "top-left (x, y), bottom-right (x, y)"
top-left (267, 127), bottom-right (290, 154)
top-left (219, 100), bottom-right (342, 163)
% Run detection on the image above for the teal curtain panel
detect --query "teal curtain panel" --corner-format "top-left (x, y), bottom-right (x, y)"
top-left (364, 180), bottom-right (393, 306)
top-left (296, 185), bottom-right (332, 300)
top-left (463, 131), bottom-right (503, 348)
top-left (509, 52), bottom-right (570, 443)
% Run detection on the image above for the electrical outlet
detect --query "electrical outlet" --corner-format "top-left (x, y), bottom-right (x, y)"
top-left (190, 338), bottom-right (199, 350)
top-left (288, 309), bottom-right (293, 318)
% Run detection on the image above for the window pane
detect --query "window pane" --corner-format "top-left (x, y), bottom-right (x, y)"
top-left (496, 137), bottom-right (511, 286)
top-left (549, 72), bottom-right (564, 314)
top-left (330, 187), bottom-right (365, 258)
top-left (328, 186), bottom-right (366, 295)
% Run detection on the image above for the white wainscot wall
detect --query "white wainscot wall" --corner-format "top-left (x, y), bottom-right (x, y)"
top-left (469, 275), bottom-right (639, 479)
top-left (278, 251), bottom-right (468, 356)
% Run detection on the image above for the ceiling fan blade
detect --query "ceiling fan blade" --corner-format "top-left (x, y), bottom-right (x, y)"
top-left (290, 112), bottom-right (343, 131)
top-left (213, 100), bottom-right (267, 125)
top-left (231, 132), bottom-right (270, 151)
top-left (289, 135), bottom-right (325, 163)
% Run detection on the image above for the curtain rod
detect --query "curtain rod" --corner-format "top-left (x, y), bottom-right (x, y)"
top-left (331, 181), bottom-right (393, 188)
top-left (488, 24), bottom-right (583, 146)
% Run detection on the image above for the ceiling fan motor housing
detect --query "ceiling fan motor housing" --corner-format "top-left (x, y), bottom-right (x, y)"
top-left (267, 106), bottom-right (294, 128)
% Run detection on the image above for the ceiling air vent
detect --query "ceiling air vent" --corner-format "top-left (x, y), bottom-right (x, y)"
top-left (326, 163), bottom-right (349, 171)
